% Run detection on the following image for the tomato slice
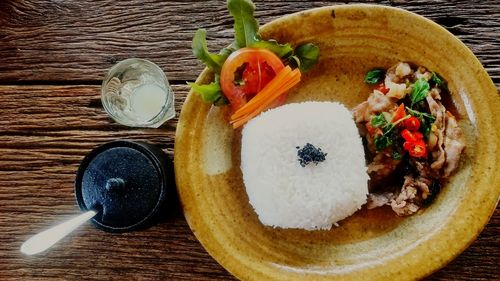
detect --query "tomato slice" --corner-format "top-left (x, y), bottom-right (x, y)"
top-left (220, 48), bottom-right (285, 111)
top-left (391, 103), bottom-right (406, 122)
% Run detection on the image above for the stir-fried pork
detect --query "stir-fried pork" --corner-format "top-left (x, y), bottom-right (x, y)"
top-left (354, 62), bottom-right (466, 216)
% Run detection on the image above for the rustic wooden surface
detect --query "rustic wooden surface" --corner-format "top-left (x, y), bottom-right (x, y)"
top-left (0, 0), bottom-right (498, 280)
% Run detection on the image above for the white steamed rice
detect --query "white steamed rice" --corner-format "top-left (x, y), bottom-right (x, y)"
top-left (241, 101), bottom-right (369, 230)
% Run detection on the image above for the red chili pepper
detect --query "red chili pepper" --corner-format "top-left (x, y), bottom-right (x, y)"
top-left (377, 83), bottom-right (390, 95)
top-left (403, 116), bottom-right (421, 131)
top-left (413, 131), bottom-right (423, 139)
top-left (401, 129), bottom-right (423, 142)
top-left (403, 141), bottom-right (413, 151)
top-left (406, 140), bottom-right (427, 158)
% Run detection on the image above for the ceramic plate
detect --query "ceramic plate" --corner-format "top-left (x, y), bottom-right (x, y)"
top-left (174, 5), bottom-right (499, 281)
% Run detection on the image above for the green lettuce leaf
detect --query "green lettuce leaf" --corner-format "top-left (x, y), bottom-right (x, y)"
top-left (294, 43), bottom-right (320, 72)
top-left (188, 81), bottom-right (223, 103)
top-left (249, 39), bottom-right (293, 57)
top-left (192, 29), bottom-right (226, 73)
top-left (228, 0), bottom-right (259, 48)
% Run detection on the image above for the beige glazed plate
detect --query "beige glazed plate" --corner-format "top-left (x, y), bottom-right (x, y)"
top-left (175, 5), bottom-right (499, 281)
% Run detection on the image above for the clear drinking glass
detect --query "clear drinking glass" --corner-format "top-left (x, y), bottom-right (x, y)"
top-left (101, 58), bottom-right (175, 128)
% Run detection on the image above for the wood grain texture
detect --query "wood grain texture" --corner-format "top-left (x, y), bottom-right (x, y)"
top-left (0, 85), bottom-right (498, 281)
top-left (0, 0), bottom-right (498, 280)
top-left (0, 0), bottom-right (498, 84)
top-left (0, 85), bottom-right (237, 281)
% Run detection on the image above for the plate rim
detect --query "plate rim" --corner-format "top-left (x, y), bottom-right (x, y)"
top-left (174, 4), bottom-right (500, 280)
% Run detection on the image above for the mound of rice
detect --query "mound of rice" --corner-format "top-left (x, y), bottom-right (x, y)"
top-left (241, 101), bottom-right (369, 230)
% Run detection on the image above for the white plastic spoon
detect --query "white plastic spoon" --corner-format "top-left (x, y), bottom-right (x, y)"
top-left (21, 210), bottom-right (97, 255)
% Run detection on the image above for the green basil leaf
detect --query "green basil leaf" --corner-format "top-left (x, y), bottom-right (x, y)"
top-left (228, 0), bottom-right (259, 48)
top-left (364, 69), bottom-right (385, 84)
top-left (371, 113), bottom-right (387, 128)
top-left (250, 40), bottom-right (293, 57)
top-left (431, 71), bottom-right (448, 91)
top-left (294, 43), bottom-right (319, 72)
top-left (391, 150), bottom-right (403, 160)
top-left (410, 78), bottom-right (430, 107)
top-left (406, 107), bottom-right (436, 123)
top-left (192, 29), bottom-right (226, 73)
top-left (188, 81), bottom-right (223, 103)
top-left (382, 122), bottom-right (396, 134)
top-left (374, 135), bottom-right (392, 151)
top-left (431, 72), bottom-right (444, 87)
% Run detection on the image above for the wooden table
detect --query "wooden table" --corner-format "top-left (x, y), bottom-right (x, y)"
top-left (0, 1), bottom-right (498, 280)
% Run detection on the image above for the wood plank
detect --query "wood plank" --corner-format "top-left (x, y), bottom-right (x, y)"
top-left (0, 85), bottom-right (498, 280)
top-left (0, 0), bottom-right (498, 83)
top-left (0, 84), bottom-right (234, 280)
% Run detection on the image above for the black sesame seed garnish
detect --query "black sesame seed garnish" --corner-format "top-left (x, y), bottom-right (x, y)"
top-left (297, 143), bottom-right (327, 167)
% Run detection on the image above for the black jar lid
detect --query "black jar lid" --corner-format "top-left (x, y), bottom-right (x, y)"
top-left (75, 140), bottom-right (170, 232)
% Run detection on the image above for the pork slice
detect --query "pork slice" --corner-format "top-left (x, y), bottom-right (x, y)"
top-left (442, 112), bottom-right (466, 177)
top-left (368, 91), bottom-right (396, 112)
top-left (367, 152), bottom-right (401, 181)
top-left (353, 100), bottom-right (371, 123)
top-left (353, 91), bottom-right (397, 123)
top-left (395, 62), bottom-right (412, 78)
top-left (367, 193), bottom-right (394, 209)
top-left (411, 158), bottom-right (432, 179)
top-left (391, 182), bottom-right (419, 216)
top-left (429, 87), bottom-right (442, 100)
top-left (426, 95), bottom-right (446, 171)
top-left (390, 175), bottom-right (431, 216)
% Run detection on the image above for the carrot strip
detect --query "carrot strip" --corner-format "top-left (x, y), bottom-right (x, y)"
top-left (230, 68), bottom-right (301, 128)
top-left (231, 67), bottom-right (297, 120)
top-left (231, 66), bottom-right (293, 119)
top-left (232, 74), bottom-right (300, 125)
top-left (240, 70), bottom-right (300, 115)
top-left (232, 69), bottom-right (300, 120)
top-left (241, 70), bottom-right (300, 115)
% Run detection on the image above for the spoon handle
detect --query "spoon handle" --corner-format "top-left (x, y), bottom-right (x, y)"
top-left (21, 210), bottom-right (97, 255)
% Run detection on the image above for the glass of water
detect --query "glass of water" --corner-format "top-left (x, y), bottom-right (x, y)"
top-left (101, 58), bottom-right (175, 128)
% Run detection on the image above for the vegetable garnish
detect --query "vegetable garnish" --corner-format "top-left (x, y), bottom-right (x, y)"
top-left (391, 103), bottom-right (406, 122)
top-left (410, 78), bottom-right (430, 107)
top-left (376, 83), bottom-right (390, 94)
top-left (364, 69), bottom-right (385, 84)
top-left (189, 0), bottom-right (319, 122)
top-left (371, 113), bottom-right (387, 128)
top-left (404, 139), bottom-right (427, 158)
top-left (373, 113), bottom-right (411, 151)
top-left (406, 107), bottom-right (436, 137)
top-left (292, 43), bottom-right (320, 72)
top-left (230, 66), bottom-right (301, 128)
top-left (403, 116), bottom-right (421, 131)
top-left (431, 72), bottom-right (447, 89)
top-left (401, 129), bottom-right (423, 143)
top-left (220, 48), bottom-right (285, 111)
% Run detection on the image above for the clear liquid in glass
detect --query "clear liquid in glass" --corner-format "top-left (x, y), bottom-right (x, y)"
top-left (101, 58), bottom-right (175, 128)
